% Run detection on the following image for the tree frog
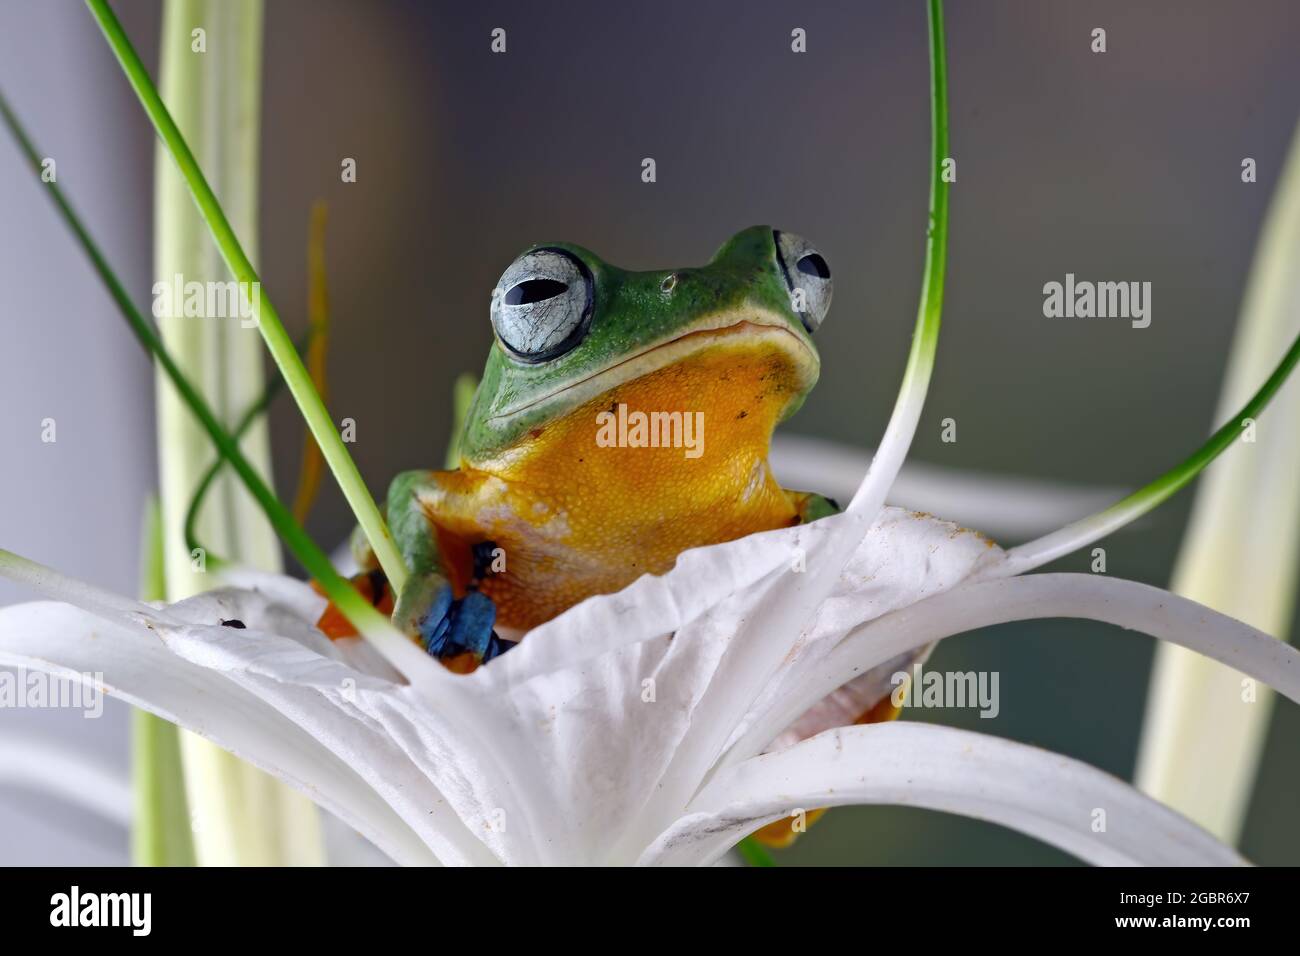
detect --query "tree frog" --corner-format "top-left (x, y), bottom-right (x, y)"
top-left (334, 226), bottom-right (838, 669)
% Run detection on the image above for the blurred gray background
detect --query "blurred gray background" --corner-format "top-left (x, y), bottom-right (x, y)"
top-left (0, 0), bottom-right (1297, 865)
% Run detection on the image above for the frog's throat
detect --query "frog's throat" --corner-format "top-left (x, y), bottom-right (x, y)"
top-left (487, 304), bottom-right (817, 427)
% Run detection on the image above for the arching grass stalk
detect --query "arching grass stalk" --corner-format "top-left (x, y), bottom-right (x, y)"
top-left (184, 333), bottom-right (311, 562)
top-left (84, 0), bottom-right (408, 596)
top-left (0, 92), bottom-right (411, 671)
top-left (846, 0), bottom-right (948, 519)
top-left (1136, 122), bottom-right (1300, 841)
top-left (692, 0), bottom-right (948, 866)
top-left (992, 322), bottom-right (1300, 577)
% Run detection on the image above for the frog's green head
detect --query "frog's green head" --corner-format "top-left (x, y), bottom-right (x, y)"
top-left (460, 225), bottom-right (831, 465)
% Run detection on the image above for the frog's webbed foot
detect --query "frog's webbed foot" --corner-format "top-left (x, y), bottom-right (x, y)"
top-left (393, 572), bottom-right (515, 666)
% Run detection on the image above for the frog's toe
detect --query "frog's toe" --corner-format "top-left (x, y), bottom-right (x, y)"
top-left (425, 588), bottom-right (516, 666)
top-left (439, 590), bottom-right (495, 658)
top-left (416, 585), bottom-right (458, 654)
top-left (394, 573), bottom-right (514, 667)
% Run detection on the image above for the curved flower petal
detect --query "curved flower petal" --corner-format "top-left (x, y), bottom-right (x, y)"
top-left (642, 722), bottom-right (1246, 867)
top-left (5, 532), bottom-right (1283, 867)
top-left (772, 434), bottom-right (1127, 539)
top-left (500, 508), bottom-right (1000, 862)
top-left (221, 511), bottom-right (1002, 865)
top-left (724, 513), bottom-right (998, 754)
top-left (0, 598), bottom-right (468, 866)
top-left (1, 507), bottom-right (1004, 866)
top-left (156, 617), bottom-right (529, 865)
top-left (237, 508), bottom-right (974, 867)
top-left (724, 573), bottom-right (1300, 769)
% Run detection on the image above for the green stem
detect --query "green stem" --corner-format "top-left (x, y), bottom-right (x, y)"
top-left (184, 334), bottom-right (309, 561)
top-left (996, 326), bottom-right (1300, 576)
top-left (1121, 334), bottom-right (1300, 506)
top-left (84, 0), bottom-right (407, 596)
top-left (846, 0), bottom-right (947, 515)
top-left (917, 0), bottom-right (949, 359)
top-left (1135, 122), bottom-right (1300, 842)
top-left (0, 89), bottom-right (395, 647)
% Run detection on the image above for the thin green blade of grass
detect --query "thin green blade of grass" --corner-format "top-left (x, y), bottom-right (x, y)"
top-left (84, 0), bottom-right (408, 596)
top-left (0, 91), bottom-right (407, 661)
top-left (1135, 123), bottom-right (1300, 842)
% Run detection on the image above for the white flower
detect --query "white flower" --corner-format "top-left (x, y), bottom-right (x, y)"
top-left (1, 486), bottom-right (1295, 866)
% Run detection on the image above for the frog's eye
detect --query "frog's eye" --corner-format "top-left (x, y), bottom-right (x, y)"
top-left (774, 230), bottom-right (832, 332)
top-left (491, 248), bottom-right (594, 363)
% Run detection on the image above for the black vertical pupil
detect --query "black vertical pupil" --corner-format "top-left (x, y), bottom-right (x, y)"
top-left (505, 278), bottom-right (568, 306)
top-left (796, 253), bottom-right (830, 279)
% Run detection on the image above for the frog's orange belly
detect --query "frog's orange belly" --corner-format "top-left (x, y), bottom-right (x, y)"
top-left (428, 340), bottom-right (808, 632)
top-left (430, 465), bottom-right (799, 633)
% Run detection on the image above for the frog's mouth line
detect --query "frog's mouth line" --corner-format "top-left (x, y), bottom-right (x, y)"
top-left (488, 310), bottom-right (817, 426)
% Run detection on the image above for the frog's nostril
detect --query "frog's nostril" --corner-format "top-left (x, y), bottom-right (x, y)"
top-left (660, 274), bottom-right (679, 294)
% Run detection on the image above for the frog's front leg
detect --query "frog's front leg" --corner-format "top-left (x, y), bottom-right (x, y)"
top-left (385, 470), bottom-right (514, 665)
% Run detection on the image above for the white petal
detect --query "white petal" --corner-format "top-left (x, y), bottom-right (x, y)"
top-left (726, 573), bottom-right (1300, 768)
top-left (462, 508), bottom-right (999, 862)
top-left (642, 722), bottom-right (1245, 866)
top-left (487, 519), bottom-right (805, 679)
top-left (772, 433), bottom-right (1126, 539)
top-left (1, 557), bottom-right (542, 865)
top-left (197, 512), bottom-right (998, 864)
top-left (5, 553), bottom-right (509, 862)
top-left (145, 597), bottom-right (527, 866)
top-left (156, 589), bottom-right (549, 864)
top-left (726, 510), bottom-right (998, 753)
top-left (471, 516), bottom-right (853, 854)
top-left (214, 568), bottom-right (412, 683)
top-left (0, 598), bottom-right (470, 866)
